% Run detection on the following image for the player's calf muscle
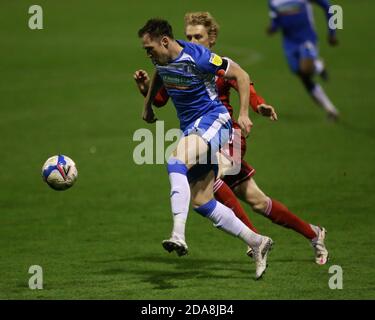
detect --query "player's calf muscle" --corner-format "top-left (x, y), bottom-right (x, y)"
top-left (251, 198), bottom-right (269, 214)
top-left (190, 172), bottom-right (215, 207)
top-left (235, 179), bottom-right (269, 213)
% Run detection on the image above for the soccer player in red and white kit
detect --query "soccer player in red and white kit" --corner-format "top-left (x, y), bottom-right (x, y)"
top-left (134, 12), bottom-right (328, 265)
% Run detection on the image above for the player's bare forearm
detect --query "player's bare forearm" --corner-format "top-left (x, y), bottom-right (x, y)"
top-left (313, 0), bottom-right (338, 43)
top-left (143, 71), bottom-right (162, 123)
top-left (224, 62), bottom-right (251, 114)
top-left (237, 74), bottom-right (251, 118)
top-left (144, 71), bottom-right (162, 109)
top-left (225, 62), bottom-right (252, 136)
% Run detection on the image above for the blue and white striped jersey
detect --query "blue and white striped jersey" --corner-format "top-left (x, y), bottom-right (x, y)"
top-left (155, 40), bottom-right (229, 131)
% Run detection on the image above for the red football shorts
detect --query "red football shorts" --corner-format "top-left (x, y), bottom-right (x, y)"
top-left (222, 122), bottom-right (256, 189)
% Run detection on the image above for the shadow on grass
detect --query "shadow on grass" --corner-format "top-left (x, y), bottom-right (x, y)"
top-left (92, 255), bottom-right (259, 290)
top-left (338, 119), bottom-right (375, 141)
top-left (91, 253), bottom-right (313, 291)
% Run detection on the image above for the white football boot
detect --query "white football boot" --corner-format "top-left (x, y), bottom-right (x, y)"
top-left (311, 226), bottom-right (329, 265)
top-left (162, 238), bottom-right (188, 257)
top-left (246, 246), bottom-right (254, 258)
top-left (327, 109), bottom-right (340, 122)
top-left (252, 236), bottom-right (274, 280)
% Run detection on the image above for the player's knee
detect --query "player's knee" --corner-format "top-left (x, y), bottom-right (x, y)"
top-left (191, 195), bottom-right (211, 208)
top-left (300, 60), bottom-right (314, 76)
top-left (299, 67), bottom-right (313, 77)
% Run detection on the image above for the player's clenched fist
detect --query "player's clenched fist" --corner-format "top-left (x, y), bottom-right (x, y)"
top-left (238, 114), bottom-right (253, 137)
top-left (134, 69), bottom-right (151, 96)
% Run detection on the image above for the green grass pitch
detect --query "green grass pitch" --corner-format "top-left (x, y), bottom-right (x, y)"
top-left (1, 0), bottom-right (374, 299)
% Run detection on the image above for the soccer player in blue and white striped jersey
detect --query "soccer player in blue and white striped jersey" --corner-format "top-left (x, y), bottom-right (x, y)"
top-left (138, 18), bottom-right (273, 279)
top-left (267, 0), bottom-right (340, 120)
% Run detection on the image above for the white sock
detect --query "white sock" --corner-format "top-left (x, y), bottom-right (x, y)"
top-left (171, 216), bottom-right (187, 242)
top-left (169, 172), bottom-right (190, 241)
top-left (310, 224), bottom-right (320, 241)
top-left (206, 201), bottom-right (264, 248)
top-left (238, 226), bottom-right (263, 248)
top-left (312, 84), bottom-right (338, 114)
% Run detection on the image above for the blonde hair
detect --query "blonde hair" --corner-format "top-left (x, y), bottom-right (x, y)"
top-left (184, 12), bottom-right (220, 45)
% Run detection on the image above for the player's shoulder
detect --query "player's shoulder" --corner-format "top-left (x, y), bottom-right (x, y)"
top-left (176, 40), bottom-right (227, 74)
top-left (176, 40), bottom-right (211, 62)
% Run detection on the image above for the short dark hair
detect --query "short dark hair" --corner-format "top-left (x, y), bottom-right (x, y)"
top-left (138, 18), bottom-right (174, 40)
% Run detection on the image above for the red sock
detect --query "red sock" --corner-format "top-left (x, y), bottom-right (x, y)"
top-left (267, 199), bottom-right (316, 240)
top-left (214, 180), bottom-right (258, 233)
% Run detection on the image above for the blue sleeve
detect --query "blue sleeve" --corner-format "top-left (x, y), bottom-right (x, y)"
top-left (195, 47), bottom-right (227, 75)
top-left (311, 0), bottom-right (336, 35)
top-left (268, 1), bottom-right (280, 32)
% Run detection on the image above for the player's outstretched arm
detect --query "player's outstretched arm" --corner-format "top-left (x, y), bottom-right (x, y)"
top-left (224, 62), bottom-right (252, 137)
top-left (312, 0), bottom-right (339, 46)
top-left (250, 85), bottom-right (277, 120)
top-left (143, 71), bottom-right (163, 123)
top-left (229, 79), bottom-right (277, 120)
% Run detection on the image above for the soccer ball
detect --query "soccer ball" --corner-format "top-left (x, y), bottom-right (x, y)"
top-left (42, 155), bottom-right (78, 191)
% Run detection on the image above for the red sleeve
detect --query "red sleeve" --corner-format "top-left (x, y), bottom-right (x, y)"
top-left (153, 86), bottom-right (169, 107)
top-left (227, 80), bottom-right (266, 113)
top-left (141, 86), bottom-right (170, 107)
top-left (249, 83), bottom-right (266, 113)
